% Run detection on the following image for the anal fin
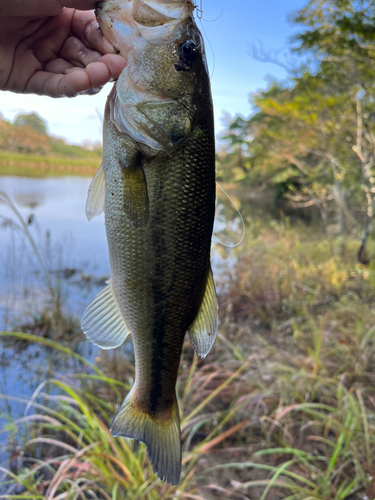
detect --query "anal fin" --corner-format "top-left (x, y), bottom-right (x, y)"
top-left (81, 279), bottom-right (130, 349)
top-left (188, 266), bottom-right (218, 358)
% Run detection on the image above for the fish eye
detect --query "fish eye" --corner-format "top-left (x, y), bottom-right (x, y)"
top-left (178, 41), bottom-right (198, 62)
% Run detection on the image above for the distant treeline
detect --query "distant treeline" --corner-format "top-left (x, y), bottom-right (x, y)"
top-left (217, 0), bottom-right (375, 263)
top-left (0, 112), bottom-right (101, 175)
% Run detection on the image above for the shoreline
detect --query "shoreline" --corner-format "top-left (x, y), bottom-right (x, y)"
top-left (0, 152), bottom-right (100, 177)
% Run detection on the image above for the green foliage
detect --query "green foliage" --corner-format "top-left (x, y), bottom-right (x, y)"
top-left (291, 0), bottom-right (375, 63)
top-left (0, 151), bottom-right (100, 177)
top-left (217, 0), bottom-right (375, 239)
top-left (48, 137), bottom-right (102, 158)
top-left (216, 221), bottom-right (375, 498)
top-left (0, 113), bottom-right (102, 172)
top-left (14, 113), bottom-right (48, 136)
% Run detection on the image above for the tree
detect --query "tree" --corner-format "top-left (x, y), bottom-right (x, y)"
top-left (14, 112), bottom-right (48, 136)
top-left (0, 118), bottom-right (51, 154)
top-left (291, 0), bottom-right (375, 259)
top-left (217, 0), bottom-right (375, 259)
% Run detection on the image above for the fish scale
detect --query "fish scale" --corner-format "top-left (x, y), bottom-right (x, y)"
top-left (81, 0), bottom-right (217, 485)
top-left (104, 121), bottom-right (215, 393)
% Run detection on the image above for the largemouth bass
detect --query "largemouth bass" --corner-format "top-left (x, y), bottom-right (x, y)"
top-left (81, 0), bottom-right (217, 485)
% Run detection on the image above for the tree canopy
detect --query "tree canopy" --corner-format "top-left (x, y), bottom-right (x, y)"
top-left (218, 0), bottom-right (375, 258)
top-left (14, 112), bottom-right (48, 136)
top-left (0, 113), bottom-right (102, 158)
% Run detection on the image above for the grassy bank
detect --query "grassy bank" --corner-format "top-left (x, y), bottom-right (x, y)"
top-left (0, 152), bottom-right (100, 177)
top-left (1, 221), bottom-right (375, 498)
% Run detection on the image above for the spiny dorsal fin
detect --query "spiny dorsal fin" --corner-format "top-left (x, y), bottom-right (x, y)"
top-left (81, 279), bottom-right (130, 349)
top-left (188, 266), bottom-right (218, 358)
top-left (86, 163), bottom-right (105, 221)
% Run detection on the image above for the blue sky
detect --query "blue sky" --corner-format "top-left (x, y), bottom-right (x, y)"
top-left (0, 0), bottom-right (305, 145)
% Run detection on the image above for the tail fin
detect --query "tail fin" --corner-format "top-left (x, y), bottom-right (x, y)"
top-left (110, 391), bottom-right (181, 485)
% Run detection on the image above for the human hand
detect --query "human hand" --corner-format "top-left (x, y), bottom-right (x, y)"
top-left (0, 1), bottom-right (127, 98)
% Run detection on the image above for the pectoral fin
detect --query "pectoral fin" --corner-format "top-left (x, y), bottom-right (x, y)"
top-left (188, 266), bottom-right (218, 358)
top-left (120, 155), bottom-right (149, 228)
top-left (81, 279), bottom-right (130, 349)
top-left (86, 164), bottom-right (105, 221)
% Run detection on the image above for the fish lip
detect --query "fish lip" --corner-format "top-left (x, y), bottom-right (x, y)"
top-left (96, 1), bottom-right (123, 13)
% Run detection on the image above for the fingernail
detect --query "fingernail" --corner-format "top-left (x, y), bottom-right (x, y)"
top-left (81, 87), bottom-right (103, 96)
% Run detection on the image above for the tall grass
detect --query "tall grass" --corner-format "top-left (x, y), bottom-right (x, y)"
top-left (213, 220), bottom-right (375, 499)
top-left (1, 206), bottom-right (375, 498)
top-left (0, 333), bottom-right (253, 499)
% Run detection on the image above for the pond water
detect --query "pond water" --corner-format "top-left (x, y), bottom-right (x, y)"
top-left (0, 174), bottom-right (241, 479)
top-left (0, 175), bottom-right (111, 477)
top-left (0, 175), bottom-right (240, 328)
top-left (0, 176), bottom-right (110, 329)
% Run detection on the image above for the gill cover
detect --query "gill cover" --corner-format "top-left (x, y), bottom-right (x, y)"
top-left (111, 74), bottom-right (195, 152)
top-left (97, 0), bottom-right (201, 152)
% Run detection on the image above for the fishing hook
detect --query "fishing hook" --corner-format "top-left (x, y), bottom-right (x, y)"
top-left (194, 0), bottom-right (203, 20)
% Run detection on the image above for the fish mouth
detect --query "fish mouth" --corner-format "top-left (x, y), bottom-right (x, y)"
top-left (96, 1), bottom-right (194, 22)
top-left (95, 0), bottom-right (195, 56)
top-left (96, 0), bottom-right (126, 11)
top-left (96, 1), bottom-right (134, 57)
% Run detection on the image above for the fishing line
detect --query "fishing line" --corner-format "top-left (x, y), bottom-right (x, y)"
top-left (196, 0), bottom-right (203, 19)
top-left (198, 8), bottom-right (224, 23)
top-left (95, 107), bottom-right (103, 138)
top-left (200, 21), bottom-right (216, 79)
top-left (194, 0), bottom-right (223, 22)
top-left (214, 182), bottom-right (245, 248)
top-left (193, 1), bottom-right (216, 79)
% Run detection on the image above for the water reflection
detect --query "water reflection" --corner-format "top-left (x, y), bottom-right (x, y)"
top-left (13, 192), bottom-right (44, 210)
top-left (0, 176), bottom-right (242, 330)
top-left (0, 176), bottom-right (110, 330)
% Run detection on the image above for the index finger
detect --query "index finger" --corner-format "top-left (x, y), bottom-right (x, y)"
top-left (71, 10), bottom-right (116, 55)
top-left (24, 55), bottom-right (125, 97)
